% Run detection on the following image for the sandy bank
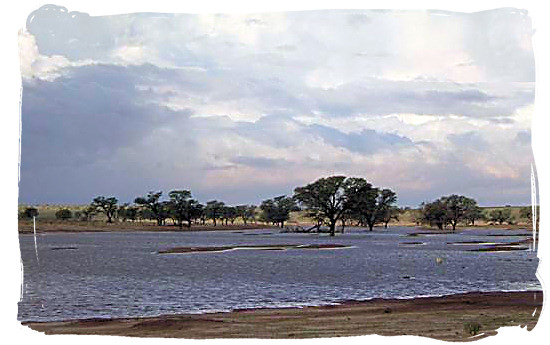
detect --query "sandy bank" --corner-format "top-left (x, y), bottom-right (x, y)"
top-left (23, 291), bottom-right (542, 341)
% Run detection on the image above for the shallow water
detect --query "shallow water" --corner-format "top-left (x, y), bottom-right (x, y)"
top-left (18, 227), bottom-right (540, 322)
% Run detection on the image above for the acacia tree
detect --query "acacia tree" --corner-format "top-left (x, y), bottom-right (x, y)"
top-left (379, 206), bottom-right (401, 228)
top-left (134, 191), bottom-right (165, 226)
top-left (294, 176), bottom-right (365, 236)
top-left (440, 195), bottom-right (478, 231)
top-left (221, 206), bottom-right (238, 225)
top-left (464, 204), bottom-right (484, 226)
top-left (168, 190), bottom-right (201, 228)
top-left (420, 200), bottom-right (448, 230)
top-left (348, 185), bottom-right (398, 231)
top-left (205, 200), bottom-right (225, 226)
top-left (421, 195), bottom-right (479, 230)
top-left (236, 205), bottom-right (256, 225)
top-left (119, 204), bottom-right (139, 222)
top-left (91, 196), bottom-right (118, 223)
top-left (260, 195), bottom-right (298, 228)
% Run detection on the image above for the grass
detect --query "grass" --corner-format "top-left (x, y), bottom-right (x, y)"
top-left (18, 204), bottom-right (536, 233)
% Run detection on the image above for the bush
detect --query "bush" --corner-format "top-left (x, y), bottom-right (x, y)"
top-left (55, 209), bottom-right (73, 220)
top-left (464, 321), bottom-right (481, 336)
top-left (19, 207), bottom-right (39, 220)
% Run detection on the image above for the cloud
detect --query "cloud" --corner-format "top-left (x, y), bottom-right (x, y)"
top-left (18, 6), bottom-right (536, 207)
top-left (306, 124), bottom-right (413, 154)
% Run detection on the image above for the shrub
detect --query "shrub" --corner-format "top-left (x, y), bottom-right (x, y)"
top-left (464, 321), bottom-right (481, 336)
top-left (55, 209), bottom-right (73, 220)
top-left (19, 207), bottom-right (39, 220)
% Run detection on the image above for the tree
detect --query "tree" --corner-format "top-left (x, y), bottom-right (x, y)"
top-left (191, 203), bottom-right (205, 225)
top-left (135, 191), bottom-right (165, 226)
top-left (440, 195), bottom-right (478, 231)
top-left (294, 176), bottom-right (363, 236)
top-left (374, 189), bottom-right (399, 229)
top-left (168, 190), bottom-right (201, 228)
top-left (487, 208), bottom-right (513, 224)
top-left (420, 200), bottom-right (448, 230)
top-left (420, 195), bottom-right (479, 231)
top-left (205, 200), bottom-right (225, 226)
top-left (347, 182), bottom-right (380, 231)
top-left (347, 183), bottom-right (398, 232)
top-left (379, 206), bottom-right (401, 228)
top-left (260, 195), bottom-right (298, 228)
top-left (55, 208), bottom-right (72, 220)
top-left (519, 206), bottom-right (538, 222)
top-left (236, 205), bottom-right (256, 224)
top-left (80, 205), bottom-right (97, 222)
top-left (221, 206), bottom-right (238, 225)
top-left (20, 207), bottom-right (39, 220)
top-left (91, 196), bottom-right (118, 223)
top-left (118, 204), bottom-right (138, 222)
top-left (464, 204), bottom-right (484, 226)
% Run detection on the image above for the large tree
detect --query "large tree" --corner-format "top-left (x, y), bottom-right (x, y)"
top-left (420, 200), bottom-right (448, 230)
top-left (260, 195), bottom-right (298, 228)
top-left (91, 196), bottom-right (118, 223)
top-left (421, 195), bottom-right (480, 230)
top-left (440, 195), bottom-right (478, 231)
top-left (168, 190), bottom-right (201, 228)
top-left (348, 184), bottom-right (398, 231)
top-left (294, 176), bottom-right (365, 236)
top-left (134, 191), bottom-right (165, 226)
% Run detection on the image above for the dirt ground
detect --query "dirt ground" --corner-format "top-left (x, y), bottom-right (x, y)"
top-left (23, 291), bottom-right (543, 341)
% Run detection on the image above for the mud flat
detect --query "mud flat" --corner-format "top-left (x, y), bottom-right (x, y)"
top-left (158, 244), bottom-right (352, 254)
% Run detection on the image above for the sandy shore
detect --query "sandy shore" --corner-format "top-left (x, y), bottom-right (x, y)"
top-left (23, 291), bottom-right (542, 341)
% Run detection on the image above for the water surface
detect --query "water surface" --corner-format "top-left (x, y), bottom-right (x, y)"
top-left (18, 227), bottom-right (540, 322)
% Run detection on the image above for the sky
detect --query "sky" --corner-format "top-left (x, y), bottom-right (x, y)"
top-left (18, 5), bottom-right (536, 207)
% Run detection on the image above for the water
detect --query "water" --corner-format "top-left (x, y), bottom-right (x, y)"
top-left (18, 227), bottom-right (541, 322)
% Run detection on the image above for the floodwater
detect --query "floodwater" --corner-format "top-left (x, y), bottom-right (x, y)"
top-left (18, 227), bottom-right (540, 322)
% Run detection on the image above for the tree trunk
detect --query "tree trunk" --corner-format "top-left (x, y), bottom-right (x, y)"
top-left (329, 219), bottom-right (336, 236)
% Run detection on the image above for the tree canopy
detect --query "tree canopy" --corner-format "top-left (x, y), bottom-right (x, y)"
top-left (91, 196), bottom-right (118, 223)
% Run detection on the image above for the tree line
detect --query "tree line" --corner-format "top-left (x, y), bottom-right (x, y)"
top-left (18, 175), bottom-right (538, 234)
top-left (417, 196), bottom-right (538, 231)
